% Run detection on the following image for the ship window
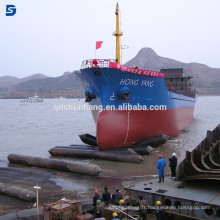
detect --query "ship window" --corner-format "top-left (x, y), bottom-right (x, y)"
top-left (181, 87), bottom-right (183, 90)
top-left (174, 201), bottom-right (181, 209)
top-left (205, 207), bottom-right (213, 216)
top-left (170, 79), bottom-right (173, 82)
top-left (164, 199), bottom-right (171, 206)
top-left (181, 79), bottom-right (183, 81)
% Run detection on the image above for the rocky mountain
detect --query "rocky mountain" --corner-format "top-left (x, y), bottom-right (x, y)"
top-left (124, 48), bottom-right (220, 94)
top-left (14, 72), bottom-right (80, 91)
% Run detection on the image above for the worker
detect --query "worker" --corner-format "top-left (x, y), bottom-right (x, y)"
top-left (119, 199), bottom-right (124, 205)
top-left (157, 154), bottom-right (166, 183)
top-left (124, 195), bottom-right (130, 205)
top-left (119, 199), bottom-right (127, 208)
top-left (139, 195), bottom-right (148, 220)
top-left (112, 212), bottom-right (120, 220)
top-left (92, 59), bottom-right (100, 67)
top-left (102, 186), bottom-right (111, 205)
top-left (93, 190), bottom-right (100, 213)
top-left (92, 59), bottom-right (98, 66)
top-left (169, 153), bottom-right (177, 179)
top-left (112, 187), bottom-right (123, 203)
top-left (109, 194), bottom-right (119, 206)
top-left (155, 201), bottom-right (165, 220)
top-left (95, 199), bottom-right (104, 218)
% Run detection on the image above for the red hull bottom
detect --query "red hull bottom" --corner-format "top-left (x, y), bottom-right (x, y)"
top-left (96, 108), bottom-right (194, 150)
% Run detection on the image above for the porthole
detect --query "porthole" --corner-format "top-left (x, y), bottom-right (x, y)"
top-left (205, 207), bottom-right (213, 216)
top-left (164, 199), bottom-right (171, 206)
top-left (174, 201), bottom-right (181, 209)
top-left (216, 209), bottom-right (220, 218)
top-left (94, 71), bottom-right (100, 76)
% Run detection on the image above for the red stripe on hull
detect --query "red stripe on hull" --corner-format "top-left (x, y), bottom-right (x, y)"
top-left (96, 108), bottom-right (194, 150)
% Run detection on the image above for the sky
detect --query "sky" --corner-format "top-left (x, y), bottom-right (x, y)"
top-left (0, 0), bottom-right (220, 78)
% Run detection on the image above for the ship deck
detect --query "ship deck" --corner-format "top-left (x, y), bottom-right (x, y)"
top-left (122, 178), bottom-right (220, 219)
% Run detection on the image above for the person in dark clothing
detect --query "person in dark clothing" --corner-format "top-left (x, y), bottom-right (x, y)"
top-left (155, 201), bottom-right (165, 220)
top-left (112, 187), bottom-right (123, 203)
top-left (169, 153), bottom-right (177, 179)
top-left (93, 190), bottom-right (100, 213)
top-left (109, 194), bottom-right (119, 206)
top-left (139, 196), bottom-right (148, 220)
top-left (102, 186), bottom-right (111, 205)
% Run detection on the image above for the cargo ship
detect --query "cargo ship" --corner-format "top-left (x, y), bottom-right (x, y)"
top-left (76, 3), bottom-right (197, 150)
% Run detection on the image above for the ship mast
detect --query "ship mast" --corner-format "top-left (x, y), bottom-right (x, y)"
top-left (113, 3), bottom-right (123, 64)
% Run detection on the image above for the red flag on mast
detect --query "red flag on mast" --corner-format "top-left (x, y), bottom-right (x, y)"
top-left (96, 41), bottom-right (103, 50)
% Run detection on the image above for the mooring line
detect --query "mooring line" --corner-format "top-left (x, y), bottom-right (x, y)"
top-left (123, 110), bottom-right (130, 145)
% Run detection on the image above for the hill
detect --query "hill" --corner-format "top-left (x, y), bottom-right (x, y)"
top-left (0, 74), bottom-right (48, 88)
top-left (0, 71), bottom-right (83, 99)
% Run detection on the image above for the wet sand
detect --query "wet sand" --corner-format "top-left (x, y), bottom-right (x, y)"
top-left (0, 164), bottom-right (133, 216)
top-left (0, 142), bottom-right (182, 216)
top-left (0, 166), bottom-right (80, 215)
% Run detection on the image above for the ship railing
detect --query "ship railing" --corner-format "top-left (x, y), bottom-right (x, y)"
top-left (81, 59), bottom-right (116, 69)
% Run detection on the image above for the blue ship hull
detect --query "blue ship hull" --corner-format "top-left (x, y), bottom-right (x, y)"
top-left (77, 62), bottom-right (196, 150)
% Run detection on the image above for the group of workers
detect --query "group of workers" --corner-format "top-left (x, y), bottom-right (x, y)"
top-left (157, 153), bottom-right (177, 183)
top-left (93, 187), bottom-right (125, 218)
top-left (92, 187), bottom-right (166, 220)
top-left (90, 59), bottom-right (139, 68)
top-left (91, 153), bottom-right (177, 219)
